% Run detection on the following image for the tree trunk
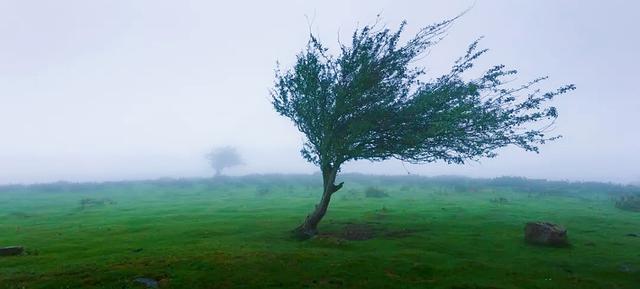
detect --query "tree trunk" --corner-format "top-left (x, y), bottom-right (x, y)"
top-left (292, 166), bottom-right (343, 240)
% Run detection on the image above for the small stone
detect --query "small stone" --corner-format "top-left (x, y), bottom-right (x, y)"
top-left (134, 277), bottom-right (159, 288)
top-left (0, 246), bottom-right (24, 256)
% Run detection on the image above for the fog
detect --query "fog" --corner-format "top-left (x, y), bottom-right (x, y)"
top-left (1, 0), bottom-right (638, 185)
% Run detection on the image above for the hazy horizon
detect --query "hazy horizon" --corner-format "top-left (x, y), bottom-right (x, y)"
top-left (1, 0), bottom-right (639, 185)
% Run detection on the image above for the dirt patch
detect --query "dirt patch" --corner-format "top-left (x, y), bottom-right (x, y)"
top-left (384, 228), bottom-right (418, 238)
top-left (342, 224), bottom-right (376, 240)
top-left (321, 221), bottom-right (420, 241)
top-left (312, 235), bottom-right (348, 246)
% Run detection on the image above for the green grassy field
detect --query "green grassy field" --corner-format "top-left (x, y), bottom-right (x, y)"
top-left (1, 175), bottom-right (639, 289)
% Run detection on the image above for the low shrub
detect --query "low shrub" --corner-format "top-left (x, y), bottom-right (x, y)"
top-left (80, 198), bottom-right (116, 209)
top-left (256, 186), bottom-right (271, 197)
top-left (615, 195), bottom-right (640, 212)
top-left (364, 187), bottom-right (389, 198)
top-left (490, 197), bottom-right (509, 204)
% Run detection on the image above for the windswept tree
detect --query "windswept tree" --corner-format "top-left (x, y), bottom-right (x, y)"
top-left (206, 146), bottom-right (243, 176)
top-left (271, 17), bottom-right (575, 239)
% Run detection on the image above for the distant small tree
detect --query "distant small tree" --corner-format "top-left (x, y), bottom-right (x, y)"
top-left (206, 146), bottom-right (243, 176)
top-left (271, 17), bottom-right (575, 239)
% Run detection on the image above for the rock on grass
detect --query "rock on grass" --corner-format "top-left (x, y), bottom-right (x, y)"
top-left (0, 246), bottom-right (24, 256)
top-left (524, 222), bottom-right (569, 247)
top-left (134, 277), bottom-right (159, 288)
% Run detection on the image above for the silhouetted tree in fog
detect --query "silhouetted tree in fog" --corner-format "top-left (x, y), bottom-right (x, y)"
top-left (271, 16), bottom-right (575, 239)
top-left (206, 146), bottom-right (243, 176)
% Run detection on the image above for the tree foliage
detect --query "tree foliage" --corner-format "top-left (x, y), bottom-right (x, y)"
top-left (272, 18), bottom-right (575, 171)
top-left (206, 146), bottom-right (243, 176)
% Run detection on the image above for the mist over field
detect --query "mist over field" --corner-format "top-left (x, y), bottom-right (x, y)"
top-left (1, 0), bottom-right (639, 185)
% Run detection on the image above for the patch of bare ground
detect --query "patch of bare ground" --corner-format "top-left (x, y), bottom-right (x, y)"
top-left (342, 223), bottom-right (376, 240)
top-left (321, 221), bottom-right (421, 241)
top-left (383, 228), bottom-right (419, 238)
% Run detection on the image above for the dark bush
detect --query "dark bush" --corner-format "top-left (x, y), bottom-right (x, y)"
top-left (80, 198), bottom-right (116, 209)
top-left (615, 195), bottom-right (640, 212)
top-left (490, 197), bottom-right (509, 204)
top-left (256, 186), bottom-right (271, 197)
top-left (364, 187), bottom-right (389, 198)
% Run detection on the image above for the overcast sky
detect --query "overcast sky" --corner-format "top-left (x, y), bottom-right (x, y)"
top-left (1, 0), bottom-right (638, 184)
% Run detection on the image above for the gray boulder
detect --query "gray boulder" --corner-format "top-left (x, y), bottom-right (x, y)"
top-left (524, 222), bottom-right (569, 247)
top-left (0, 246), bottom-right (24, 256)
top-left (134, 277), bottom-right (159, 288)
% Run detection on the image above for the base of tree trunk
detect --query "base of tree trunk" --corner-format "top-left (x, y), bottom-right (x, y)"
top-left (291, 224), bottom-right (318, 240)
top-left (291, 167), bottom-right (341, 241)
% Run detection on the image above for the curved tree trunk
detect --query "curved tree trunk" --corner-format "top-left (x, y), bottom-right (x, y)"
top-left (292, 166), bottom-right (343, 240)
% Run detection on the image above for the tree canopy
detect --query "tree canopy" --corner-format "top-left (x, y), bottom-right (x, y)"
top-left (272, 18), bottom-right (574, 170)
top-left (206, 146), bottom-right (243, 176)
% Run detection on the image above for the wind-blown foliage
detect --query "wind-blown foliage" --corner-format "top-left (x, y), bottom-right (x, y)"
top-left (271, 17), bottom-right (575, 238)
top-left (272, 19), bottom-right (574, 168)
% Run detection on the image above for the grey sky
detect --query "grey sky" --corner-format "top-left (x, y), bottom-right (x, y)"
top-left (1, 0), bottom-right (638, 184)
